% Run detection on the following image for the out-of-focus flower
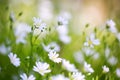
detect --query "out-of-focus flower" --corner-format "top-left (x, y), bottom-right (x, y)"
top-left (0, 44), bottom-right (11, 55)
top-left (106, 20), bottom-right (118, 34)
top-left (82, 47), bottom-right (95, 56)
top-left (62, 59), bottom-right (78, 72)
top-left (116, 68), bottom-right (120, 77)
top-left (59, 35), bottom-right (71, 44)
top-left (57, 25), bottom-right (68, 35)
top-left (42, 42), bottom-right (60, 52)
top-left (84, 33), bottom-right (100, 48)
top-left (93, 53), bottom-right (99, 60)
top-left (105, 47), bottom-right (110, 58)
top-left (8, 52), bottom-right (20, 67)
top-left (108, 56), bottom-right (118, 66)
top-left (57, 16), bottom-right (68, 25)
top-left (20, 73), bottom-right (35, 80)
top-left (48, 51), bottom-right (62, 63)
top-left (33, 61), bottom-right (51, 76)
top-left (71, 72), bottom-right (85, 80)
top-left (84, 62), bottom-right (94, 74)
top-left (74, 51), bottom-right (84, 64)
top-left (14, 23), bottom-right (31, 44)
top-left (102, 65), bottom-right (109, 73)
top-left (51, 74), bottom-right (69, 80)
top-left (38, 0), bottom-right (53, 21)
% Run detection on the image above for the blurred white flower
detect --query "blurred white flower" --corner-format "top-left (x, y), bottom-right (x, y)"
top-left (33, 61), bottom-right (51, 76)
top-left (84, 62), bottom-right (94, 73)
top-left (33, 17), bottom-right (42, 27)
top-left (108, 56), bottom-right (118, 66)
top-left (105, 47), bottom-right (110, 58)
top-left (0, 44), bottom-right (11, 55)
top-left (59, 35), bottom-right (71, 44)
top-left (102, 65), bottom-right (109, 73)
top-left (116, 68), bottom-right (120, 77)
top-left (62, 59), bottom-right (78, 72)
top-left (8, 52), bottom-right (20, 67)
top-left (74, 51), bottom-right (84, 64)
top-left (71, 72), bottom-right (85, 80)
top-left (93, 53), bottom-right (99, 60)
top-left (51, 74), bottom-right (69, 80)
top-left (84, 33), bottom-right (100, 48)
top-left (38, 0), bottom-right (53, 21)
top-left (48, 51), bottom-right (62, 63)
top-left (59, 11), bottom-right (71, 21)
top-left (57, 16), bottom-right (68, 25)
top-left (56, 24), bottom-right (71, 44)
top-left (42, 42), bottom-right (60, 52)
top-left (82, 47), bottom-right (95, 56)
top-left (57, 25), bottom-right (68, 35)
top-left (20, 73), bottom-right (35, 80)
top-left (106, 19), bottom-right (118, 34)
top-left (14, 23), bottom-right (31, 44)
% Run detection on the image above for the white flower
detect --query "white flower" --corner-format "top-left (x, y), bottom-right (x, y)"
top-left (84, 62), bottom-right (94, 73)
top-left (14, 23), bottom-right (31, 44)
top-left (33, 61), bottom-right (51, 76)
top-left (84, 33), bottom-right (100, 48)
top-left (8, 52), bottom-right (20, 67)
top-left (20, 73), bottom-right (35, 80)
top-left (108, 56), bottom-right (118, 66)
top-left (57, 16), bottom-right (68, 25)
top-left (62, 59), bottom-right (78, 72)
top-left (93, 53), bottom-right (99, 60)
top-left (59, 35), bottom-right (71, 44)
top-left (71, 72), bottom-right (85, 80)
top-left (74, 51), bottom-right (84, 63)
top-left (102, 65), bottom-right (109, 73)
top-left (33, 17), bottom-right (48, 37)
top-left (82, 47), bottom-right (95, 56)
top-left (0, 44), bottom-right (11, 55)
top-left (42, 42), bottom-right (60, 52)
top-left (48, 51), bottom-right (62, 63)
top-left (51, 74), bottom-right (69, 80)
top-left (33, 17), bottom-right (42, 27)
top-left (105, 47), bottom-right (110, 58)
top-left (116, 68), bottom-right (120, 77)
top-left (106, 20), bottom-right (118, 34)
top-left (57, 25), bottom-right (68, 35)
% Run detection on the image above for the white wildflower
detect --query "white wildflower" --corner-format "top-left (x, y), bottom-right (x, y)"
top-left (84, 33), bottom-right (100, 48)
top-left (20, 73), bottom-right (35, 80)
top-left (48, 51), bottom-right (62, 63)
top-left (93, 53), bottom-right (99, 60)
top-left (84, 62), bottom-right (94, 73)
top-left (14, 23), bottom-right (31, 44)
top-left (51, 74), bottom-right (69, 80)
top-left (42, 42), bottom-right (60, 52)
top-left (33, 61), bottom-right (51, 76)
top-left (106, 19), bottom-right (118, 34)
top-left (62, 59), bottom-right (78, 72)
top-left (74, 51), bottom-right (84, 64)
top-left (0, 44), bottom-right (11, 55)
top-left (105, 47), bottom-right (110, 58)
top-left (57, 16), bottom-right (68, 25)
top-left (8, 52), bottom-right (20, 67)
top-left (59, 35), bottom-right (71, 44)
top-left (33, 17), bottom-right (42, 27)
top-left (82, 47), bottom-right (95, 56)
top-left (71, 72), bottom-right (85, 80)
top-left (116, 68), bottom-right (120, 77)
top-left (108, 56), bottom-right (118, 66)
top-left (102, 65), bottom-right (109, 73)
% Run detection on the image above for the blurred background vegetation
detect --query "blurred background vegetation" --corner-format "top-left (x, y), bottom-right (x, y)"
top-left (0, 0), bottom-right (120, 79)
